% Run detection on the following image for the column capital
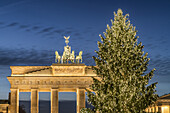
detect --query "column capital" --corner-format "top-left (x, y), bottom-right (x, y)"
top-left (77, 87), bottom-right (86, 90)
top-left (31, 87), bottom-right (39, 89)
top-left (31, 89), bottom-right (39, 92)
top-left (51, 87), bottom-right (59, 89)
top-left (10, 88), bottom-right (19, 91)
top-left (51, 88), bottom-right (59, 91)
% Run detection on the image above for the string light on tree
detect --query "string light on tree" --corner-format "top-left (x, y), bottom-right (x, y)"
top-left (81, 9), bottom-right (158, 113)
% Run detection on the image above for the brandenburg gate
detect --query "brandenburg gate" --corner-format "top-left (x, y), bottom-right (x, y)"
top-left (7, 36), bottom-right (97, 113)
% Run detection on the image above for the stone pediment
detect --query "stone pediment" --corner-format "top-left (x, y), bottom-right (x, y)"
top-left (159, 94), bottom-right (170, 99)
top-left (10, 64), bottom-right (96, 76)
top-left (10, 66), bottom-right (51, 75)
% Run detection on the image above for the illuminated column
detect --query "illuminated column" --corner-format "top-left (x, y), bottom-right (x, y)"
top-left (31, 89), bottom-right (39, 113)
top-left (145, 108), bottom-right (148, 112)
top-left (152, 106), bottom-right (154, 112)
top-left (151, 107), bottom-right (153, 112)
top-left (148, 107), bottom-right (151, 112)
top-left (155, 106), bottom-right (158, 112)
top-left (10, 89), bottom-right (19, 113)
top-left (76, 88), bottom-right (85, 113)
top-left (147, 108), bottom-right (149, 112)
top-left (51, 89), bottom-right (59, 113)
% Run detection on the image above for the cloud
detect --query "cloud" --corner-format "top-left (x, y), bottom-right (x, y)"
top-left (43, 32), bottom-right (54, 36)
top-left (64, 30), bottom-right (72, 34)
top-left (0, 22), bottom-right (30, 31)
top-left (53, 29), bottom-right (65, 34)
top-left (19, 25), bottom-right (29, 29)
top-left (0, 22), bottom-right (20, 29)
top-left (0, 1), bottom-right (28, 15)
top-left (43, 28), bottom-right (81, 38)
top-left (38, 27), bottom-right (54, 34)
top-left (31, 26), bottom-right (41, 30)
top-left (144, 36), bottom-right (170, 51)
top-left (6, 22), bottom-right (19, 27)
top-left (0, 21), bottom-right (87, 40)
top-left (0, 21), bottom-right (95, 45)
top-left (144, 43), bottom-right (156, 49)
top-left (149, 56), bottom-right (170, 77)
top-left (0, 48), bottom-right (56, 66)
top-left (73, 32), bottom-right (81, 36)
top-left (81, 52), bottom-right (95, 66)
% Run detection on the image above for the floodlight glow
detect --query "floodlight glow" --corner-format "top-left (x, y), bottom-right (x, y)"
top-left (162, 106), bottom-right (169, 113)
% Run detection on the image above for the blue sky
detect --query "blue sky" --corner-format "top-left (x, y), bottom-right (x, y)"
top-left (0, 0), bottom-right (170, 100)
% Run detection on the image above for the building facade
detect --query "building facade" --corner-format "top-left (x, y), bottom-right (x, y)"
top-left (146, 94), bottom-right (170, 113)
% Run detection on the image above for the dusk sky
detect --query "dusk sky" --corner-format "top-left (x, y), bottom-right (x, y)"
top-left (0, 0), bottom-right (170, 101)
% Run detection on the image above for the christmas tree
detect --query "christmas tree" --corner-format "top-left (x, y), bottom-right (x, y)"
top-left (81, 9), bottom-right (158, 113)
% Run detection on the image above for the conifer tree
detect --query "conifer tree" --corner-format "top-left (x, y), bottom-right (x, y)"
top-left (81, 9), bottom-right (158, 113)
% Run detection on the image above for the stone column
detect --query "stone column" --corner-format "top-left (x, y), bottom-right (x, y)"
top-left (148, 107), bottom-right (151, 112)
top-left (76, 88), bottom-right (85, 113)
top-left (158, 106), bottom-right (161, 112)
top-left (10, 88), bottom-right (19, 113)
top-left (51, 89), bottom-right (59, 113)
top-left (152, 106), bottom-right (154, 112)
top-left (155, 106), bottom-right (158, 112)
top-left (31, 89), bottom-right (39, 113)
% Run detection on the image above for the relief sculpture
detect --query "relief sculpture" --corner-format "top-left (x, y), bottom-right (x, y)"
top-left (54, 68), bottom-right (83, 74)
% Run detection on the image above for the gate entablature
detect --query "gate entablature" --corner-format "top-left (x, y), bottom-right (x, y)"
top-left (8, 64), bottom-right (96, 90)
